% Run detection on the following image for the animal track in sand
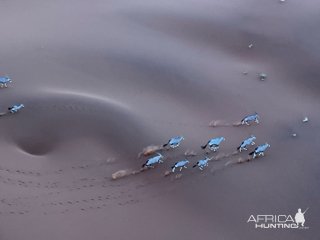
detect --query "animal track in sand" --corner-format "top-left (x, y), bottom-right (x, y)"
top-left (0, 157), bottom-right (115, 177)
top-left (0, 175), bottom-right (59, 189)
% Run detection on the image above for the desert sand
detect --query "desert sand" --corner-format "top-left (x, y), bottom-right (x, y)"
top-left (0, 0), bottom-right (319, 239)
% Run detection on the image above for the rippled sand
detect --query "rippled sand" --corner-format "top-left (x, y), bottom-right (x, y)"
top-left (0, 0), bottom-right (319, 239)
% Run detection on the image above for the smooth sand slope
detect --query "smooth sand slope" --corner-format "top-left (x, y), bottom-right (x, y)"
top-left (0, 0), bottom-right (319, 239)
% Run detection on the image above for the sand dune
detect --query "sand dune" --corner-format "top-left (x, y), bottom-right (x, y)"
top-left (0, 0), bottom-right (319, 239)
